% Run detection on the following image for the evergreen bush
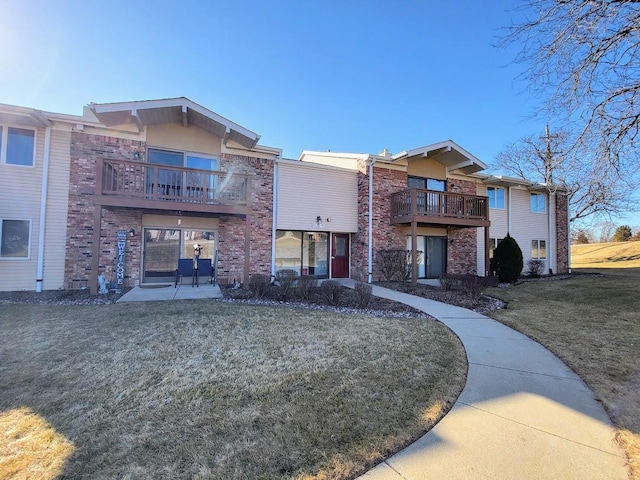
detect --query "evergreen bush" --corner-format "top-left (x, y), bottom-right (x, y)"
top-left (492, 234), bottom-right (523, 283)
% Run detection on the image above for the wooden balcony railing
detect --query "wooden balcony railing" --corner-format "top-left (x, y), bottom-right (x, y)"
top-left (390, 188), bottom-right (489, 226)
top-left (96, 158), bottom-right (251, 213)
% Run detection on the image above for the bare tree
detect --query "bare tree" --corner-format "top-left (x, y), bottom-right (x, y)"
top-left (500, 0), bottom-right (640, 171)
top-left (495, 126), bottom-right (638, 223)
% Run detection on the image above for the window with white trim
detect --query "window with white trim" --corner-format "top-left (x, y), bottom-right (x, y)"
top-left (530, 192), bottom-right (546, 213)
top-left (0, 126), bottom-right (36, 166)
top-left (487, 187), bottom-right (505, 209)
top-left (1, 219), bottom-right (31, 258)
top-left (489, 237), bottom-right (502, 258)
top-left (531, 239), bottom-right (547, 259)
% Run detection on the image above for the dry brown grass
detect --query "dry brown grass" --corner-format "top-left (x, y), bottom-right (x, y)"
top-left (487, 268), bottom-right (640, 480)
top-left (0, 407), bottom-right (74, 480)
top-left (0, 301), bottom-right (466, 479)
top-left (572, 241), bottom-right (640, 268)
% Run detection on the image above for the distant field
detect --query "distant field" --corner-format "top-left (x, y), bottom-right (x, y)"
top-left (571, 241), bottom-right (640, 268)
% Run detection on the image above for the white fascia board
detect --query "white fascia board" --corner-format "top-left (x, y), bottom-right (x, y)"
top-left (90, 97), bottom-right (260, 143)
top-left (0, 103), bottom-right (54, 127)
top-left (393, 140), bottom-right (488, 171)
top-left (299, 150), bottom-right (371, 161)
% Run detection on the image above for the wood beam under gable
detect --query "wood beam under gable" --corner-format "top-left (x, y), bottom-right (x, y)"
top-left (182, 104), bottom-right (189, 128)
top-left (129, 109), bottom-right (144, 132)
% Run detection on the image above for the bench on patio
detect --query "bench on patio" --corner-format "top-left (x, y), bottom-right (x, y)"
top-left (175, 258), bottom-right (214, 287)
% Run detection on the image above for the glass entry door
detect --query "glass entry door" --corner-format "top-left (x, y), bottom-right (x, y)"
top-left (143, 229), bottom-right (181, 283)
top-left (143, 228), bottom-right (216, 283)
top-left (407, 236), bottom-right (447, 279)
top-left (426, 237), bottom-right (447, 278)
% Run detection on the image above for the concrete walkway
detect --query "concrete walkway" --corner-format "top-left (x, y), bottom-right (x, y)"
top-left (117, 283), bottom-right (222, 302)
top-left (355, 283), bottom-right (629, 480)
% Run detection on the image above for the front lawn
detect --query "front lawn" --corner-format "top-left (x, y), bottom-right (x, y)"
top-left (0, 301), bottom-right (466, 480)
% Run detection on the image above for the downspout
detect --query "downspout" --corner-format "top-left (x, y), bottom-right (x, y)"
top-left (507, 187), bottom-right (512, 233)
top-left (567, 196), bottom-right (572, 273)
top-left (271, 161), bottom-right (278, 282)
top-left (548, 192), bottom-right (554, 274)
top-left (36, 126), bottom-right (52, 292)
top-left (367, 158), bottom-right (376, 284)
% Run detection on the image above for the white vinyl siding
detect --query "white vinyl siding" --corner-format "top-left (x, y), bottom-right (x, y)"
top-left (0, 127), bottom-right (45, 290)
top-left (42, 129), bottom-right (72, 290)
top-left (510, 188), bottom-right (549, 274)
top-left (477, 183), bottom-right (509, 275)
top-left (277, 162), bottom-right (358, 233)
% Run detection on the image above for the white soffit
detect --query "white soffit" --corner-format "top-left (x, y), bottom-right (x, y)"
top-left (392, 140), bottom-right (487, 173)
top-left (88, 97), bottom-right (260, 149)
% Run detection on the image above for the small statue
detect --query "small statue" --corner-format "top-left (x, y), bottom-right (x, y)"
top-left (98, 274), bottom-right (108, 294)
top-left (192, 243), bottom-right (202, 287)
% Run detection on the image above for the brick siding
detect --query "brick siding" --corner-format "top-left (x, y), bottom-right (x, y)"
top-left (352, 161), bottom-right (407, 281)
top-left (65, 132), bottom-right (145, 289)
top-left (446, 178), bottom-right (480, 275)
top-left (555, 193), bottom-right (569, 273)
top-left (65, 133), bottom-right (273, 290)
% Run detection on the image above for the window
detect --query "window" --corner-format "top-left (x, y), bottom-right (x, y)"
top-left (1, 219), bottom-right (30, 258)
top-left (275, 230), bottom-right (328, 277)
top-left (147, 148), bottom-right (219, 199)
top-left (489, 237), bottom-right (502, 258)
top-left (487, 187), bottom-right (505, 209)
top-left (531, 239), bottom-right (547, 259)
top-left (0, 126), bottom-right (36, 166)
top-left (530, 192), bottom-right (546, 213)
top-left (408, 176), bottom-right (446, 191)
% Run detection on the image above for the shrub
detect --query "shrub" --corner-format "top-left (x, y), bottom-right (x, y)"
top-left (354, 282), bottom-right (373, 309)
top-left (319, 280), bottom-right (342, 306)
top-left (460, 275), bottom-right (486, 301)
top-left (297, 275), bottom-right (316, 301)
top-left (378, 250), bottom-right (407, 282)
top-left (439, 273), bottom-right (457, 291)
top-left (248, 274), bottom-right (271, 298)
top-left (492, 234), bottom-right (523, 283)
top-left (526, 259), bottom-right (545, 277)
top-left (274, 269), bottom-right (298, 301)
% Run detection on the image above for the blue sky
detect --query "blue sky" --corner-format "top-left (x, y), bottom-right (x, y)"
top-left (1, 0), bottom-right (539, 162)
top-left (2, 1), bottom-right (636, 225)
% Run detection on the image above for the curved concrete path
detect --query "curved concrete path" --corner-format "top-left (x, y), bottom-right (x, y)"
top-left (355, 284), bottom-right (629, 480)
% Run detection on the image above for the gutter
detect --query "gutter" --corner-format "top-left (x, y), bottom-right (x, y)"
top-left (36, 126), bottom-right (52, 292)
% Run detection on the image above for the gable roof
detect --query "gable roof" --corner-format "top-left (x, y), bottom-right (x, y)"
top-left (391, 140), bottom-right (487, 174)
top-left (88, 97), bottom-right (260, 149)
top-left (0, 103), bottom-right (53, 128)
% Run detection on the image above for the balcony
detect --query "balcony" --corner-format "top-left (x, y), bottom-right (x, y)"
top-left (95, 158), bottom-right (251, 215)
top-left (390, 188), bottom-right (490, 227)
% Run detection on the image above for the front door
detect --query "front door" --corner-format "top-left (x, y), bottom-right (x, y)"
top-left (407, 235), bottom-right (447, 279)
top-left (143, 228), bottom-right (216, 284)
top-left (331, 233), bottom-right (349, 278)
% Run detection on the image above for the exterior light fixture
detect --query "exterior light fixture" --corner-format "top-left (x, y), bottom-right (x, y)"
top-left (128, 229), bottom-right (135, 237)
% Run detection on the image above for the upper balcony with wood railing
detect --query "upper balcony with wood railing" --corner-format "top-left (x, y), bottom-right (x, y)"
top-left (390, 188), bottom-right (490, 227)
top-left (95, 158), bottom-right (252, 215)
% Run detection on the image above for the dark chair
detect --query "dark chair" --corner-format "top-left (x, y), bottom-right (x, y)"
top-left (175, 258), bottom-right (213, 287)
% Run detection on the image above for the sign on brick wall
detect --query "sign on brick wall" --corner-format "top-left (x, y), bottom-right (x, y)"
top-left (116, 230), bottom-right (126, 286)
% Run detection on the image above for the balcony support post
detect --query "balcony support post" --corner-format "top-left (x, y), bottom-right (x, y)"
top-left (411, 220), bottom-right (418, 285)
top-left (484, 225), bottom-right (491, 277)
